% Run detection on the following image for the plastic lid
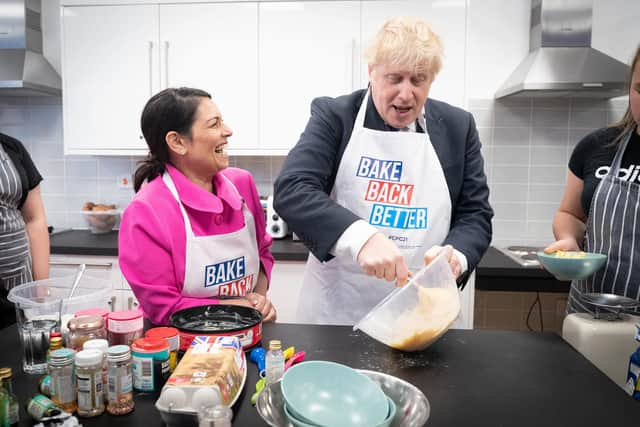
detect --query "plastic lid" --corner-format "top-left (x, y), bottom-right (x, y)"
top-left (107, 345), bottom-right (131, 362)
top-left (83, 339), bottom-right (109, 353)
top-left (131, 338), bottom-right (169, 353)
top-left (75, 308), bottom-right (109, 319)
top-left (146, 327), bottom-right (179, 340)
top-left (75, 349), bottom-right (103, 367)
top-left (50, 331), bottom-right (62, 338)
top-left (108, 309), bottom-right (143, 322)
top-left (50, 349), bottom-right (76, 365)
top-left (268, 340), bottom-right (281, 351)
top-left (68, 314), bottom-right (104, 331)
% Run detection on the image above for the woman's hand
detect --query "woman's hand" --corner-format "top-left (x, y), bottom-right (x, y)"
top-left (246, 292), bottom-right (277, 323)
top-left (423, 244), bottom-right (462, 278)
top-left (544, 238), bottom-right (580, 254)
top-left (221, 294), bottom-right (277, 322)
top-left (357, 232), bottom-right (410, 284)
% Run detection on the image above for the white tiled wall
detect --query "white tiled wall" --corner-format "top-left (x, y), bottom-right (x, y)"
top-left (2, 93), bottom-right (629, 246)
top-left (471, 97), bottom-right (628, 247)
top-left (0, 96), bottom-right (284, 230)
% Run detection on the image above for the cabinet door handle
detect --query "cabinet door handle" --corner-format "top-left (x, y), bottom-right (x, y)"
top-left (108, 295), bottom-right (116, 312)
top-left (349, 37), bottom-right (356, 92)
top-left (148, 40), bottom-right (154, 96)
top-left (49, 261), bottom-right (112, 268)
top-left (164, 41), bottom-right (170, 88)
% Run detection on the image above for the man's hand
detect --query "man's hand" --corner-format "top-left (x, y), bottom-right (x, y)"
top-left (357, 232), bottom-right (410, 285)
top-left (424, 244), bottom-right (462, 278)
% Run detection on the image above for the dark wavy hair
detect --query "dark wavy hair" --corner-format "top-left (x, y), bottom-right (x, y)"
top-left (134, 87), bottom-right (211, 192)
top-left (610, 45), bottom-right (640, 146)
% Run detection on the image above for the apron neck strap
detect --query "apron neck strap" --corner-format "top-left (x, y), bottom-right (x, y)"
top-left (162, 172), bottom-right (195, 237)
top-left (609, 128), bottom-right (635, 173)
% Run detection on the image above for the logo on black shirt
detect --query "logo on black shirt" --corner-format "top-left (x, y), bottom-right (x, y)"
top-left (595, 165), bottom-right (640, 182)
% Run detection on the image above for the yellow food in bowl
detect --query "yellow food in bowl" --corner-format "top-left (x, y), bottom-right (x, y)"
top-left (554, 250), bottom-right (586, 259)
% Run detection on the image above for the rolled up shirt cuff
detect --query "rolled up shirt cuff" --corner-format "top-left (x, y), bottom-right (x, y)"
top-left (330, 220), bottom-right (379, 263)
top-left (453, 248), bottom-right (468, 274)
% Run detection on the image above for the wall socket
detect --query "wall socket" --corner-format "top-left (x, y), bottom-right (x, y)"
top-left (118, 175), bottom-right (132, 189)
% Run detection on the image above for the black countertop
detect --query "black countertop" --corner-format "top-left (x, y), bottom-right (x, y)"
top-left (1, 323), bottom-right (638, 426)
top-left (50, 230), bottom-right (568, 292)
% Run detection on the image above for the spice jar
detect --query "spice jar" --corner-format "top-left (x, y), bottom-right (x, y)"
top-left (48, 348), bottom-right (77, 414)
top-left (107, 310), bottom-right (143, 346)
top-left (83, 339), bottom-right (109, 399)
top-left (131, 338), bottom-right (170, 392)
top-left (106, 345), bottom-right (134, 415)
top-left (145, 327), bottom-right (180, 372)
top-left (75, 349), bottom-right (105, 417)
top-left (67, 315), bottom-right (106, 351)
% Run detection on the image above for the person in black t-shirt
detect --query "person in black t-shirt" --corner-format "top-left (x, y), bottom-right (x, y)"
top-left (0, 132), bottom-right (49, 327)
top-left (544, 46), bottom-right (640, 314)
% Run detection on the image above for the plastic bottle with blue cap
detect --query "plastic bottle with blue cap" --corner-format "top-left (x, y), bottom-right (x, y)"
top-left (625, 323), bottom-right (640, 399)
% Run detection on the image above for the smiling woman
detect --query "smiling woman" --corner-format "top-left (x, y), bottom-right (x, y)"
top-left (118, 87), bottom-right (276, 326)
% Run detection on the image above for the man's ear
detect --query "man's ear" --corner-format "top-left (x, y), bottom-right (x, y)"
top-left (166, 131), bottom-right (187, 156)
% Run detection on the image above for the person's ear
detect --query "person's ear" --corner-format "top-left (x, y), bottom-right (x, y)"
top-left (368, 64), bottom-right (375, 82)
top-left (166, 131), bottom-right (187, 156)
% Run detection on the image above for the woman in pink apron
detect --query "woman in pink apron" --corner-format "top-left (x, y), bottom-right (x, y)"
top-left (119, 87), bottom-right (276, 325)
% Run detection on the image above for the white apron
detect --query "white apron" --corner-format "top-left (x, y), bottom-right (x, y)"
top-left (162, 172), bottom-right (260, 298)
top-left (297, 91), bottom-right (452, 325)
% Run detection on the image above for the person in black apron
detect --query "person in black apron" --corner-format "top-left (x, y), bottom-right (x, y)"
top-left (0, 133), bottom-right (49, 328)
top-left (545, 45), bottom-right (640, 314)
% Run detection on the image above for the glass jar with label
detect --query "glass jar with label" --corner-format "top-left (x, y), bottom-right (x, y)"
top-left (0, 367), bottom-right (20, 425)
top-left (131, 338), bottom-right (170, 392)
top-left (107, 310), bottom-right (143, 346)
top-left (67, 315), bottom-right (106, 351)
top-left (48, 349), bottom-right (77, 414)
top-left (75, 349), bottom-right (105, 417)
top-left (83, 339), bottom-right (109, 400)
top-left (106, 345), bottom-right (134, 415)
top-left (145, 327), bottom-right (180, 372)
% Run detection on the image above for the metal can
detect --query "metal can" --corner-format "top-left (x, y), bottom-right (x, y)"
top-left (131, 338), bottom-right (170, 392)
top-left (145, 327), bottom-right (180, 372)
top-left (26, 395), bottom-right (62, 421)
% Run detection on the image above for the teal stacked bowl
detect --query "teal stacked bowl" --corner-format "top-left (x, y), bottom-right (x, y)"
top-left (537, 251), bottom-right (607, 280)
top-left (281, 361), bottom-right (389, 426)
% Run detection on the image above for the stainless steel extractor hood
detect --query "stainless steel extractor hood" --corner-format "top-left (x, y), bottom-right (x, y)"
top-left (0, 0), bottom-right (61, 96)
top-left (495, 0), bottom-right (630, 99)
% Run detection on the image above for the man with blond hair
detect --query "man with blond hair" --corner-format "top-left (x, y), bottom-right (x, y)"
top-left (274, 17), bottom-right (493, 325)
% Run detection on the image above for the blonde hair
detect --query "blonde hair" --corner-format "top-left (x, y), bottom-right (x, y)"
top-left (365, 17), bottom-right (444, 78)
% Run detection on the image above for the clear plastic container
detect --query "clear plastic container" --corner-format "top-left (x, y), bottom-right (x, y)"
top-left (7, 274), bottom-right (113, 374)
top-left (353, 252), bottom-right (460, 352)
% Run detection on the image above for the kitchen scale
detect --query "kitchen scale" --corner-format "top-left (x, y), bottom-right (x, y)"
top-left (562, 293), bottom-right (640, 389)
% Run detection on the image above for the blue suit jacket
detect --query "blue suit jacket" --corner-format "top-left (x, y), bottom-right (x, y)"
top-left (273, 89), bottom-right (493, 278)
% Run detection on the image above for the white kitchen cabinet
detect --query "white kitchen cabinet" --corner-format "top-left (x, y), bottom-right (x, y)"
top-left (268, 260), bottom-right (306, 324)
top-left (159, 3), bottom-right (259, 153)
top-left (259, 1), bottom-right (361, 153)
top-left (361, 0), bottom-right (467, 108)
top-left (61, 4), bottom-right (159, 155)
